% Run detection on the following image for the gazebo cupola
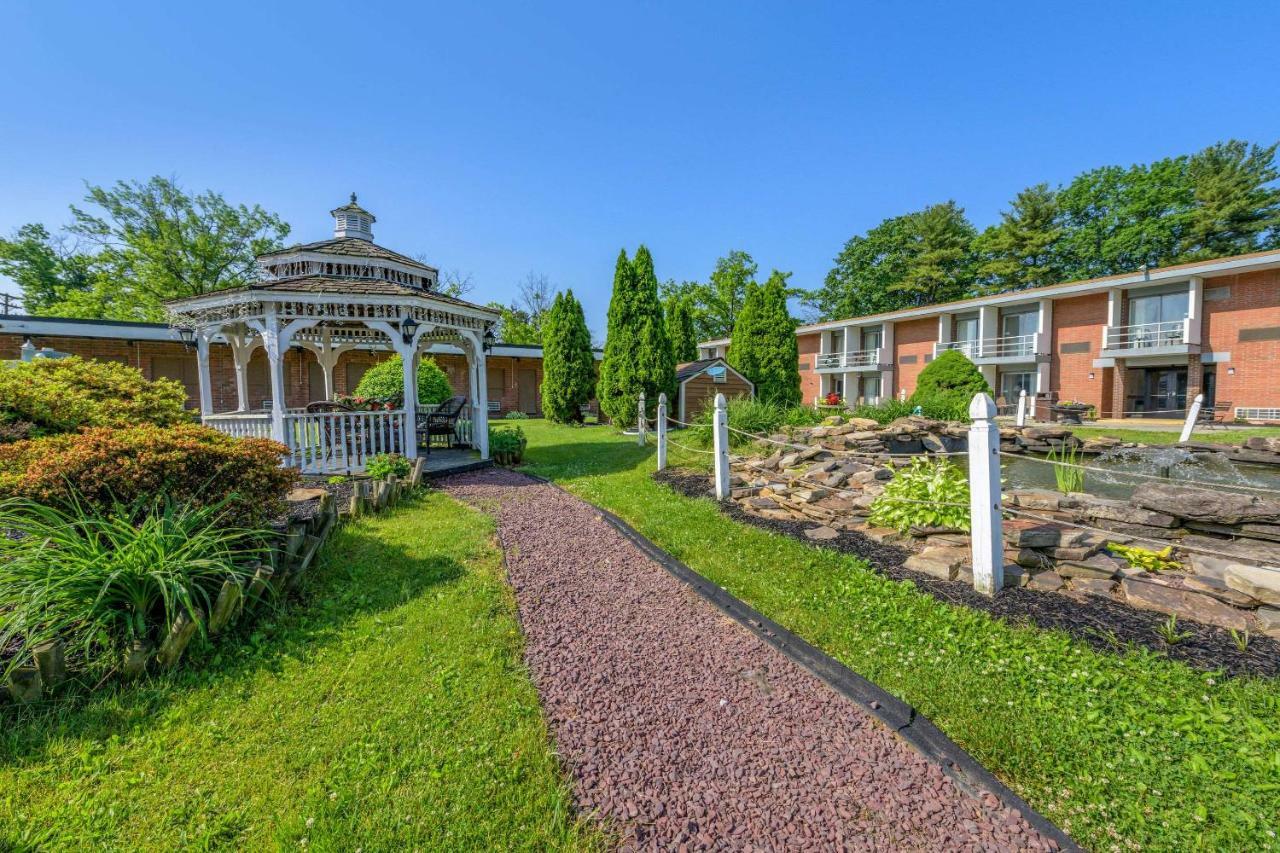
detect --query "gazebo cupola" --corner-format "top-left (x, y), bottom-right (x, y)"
top-left (330, 192), bottom-right (375, 240)
top-left (165, 195), bottom-right (501, 471)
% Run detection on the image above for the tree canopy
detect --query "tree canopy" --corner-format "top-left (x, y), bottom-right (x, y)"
top-left (809, 139), bottom-right (1280, 321)
top-left (540, 289), bottom-right (596, 423)
top-left (661, 249), bottom-right (805, 344)
top-left (0, 177), bottom-right (289, 322)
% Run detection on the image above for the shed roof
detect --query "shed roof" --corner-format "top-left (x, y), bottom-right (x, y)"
top-left (675, 357), bottom-right (750, 386)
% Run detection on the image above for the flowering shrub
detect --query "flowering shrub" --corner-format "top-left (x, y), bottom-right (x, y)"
top-left (823, 391), bottom-right (842, 406)
top-left (0, 357), bottom-right (190, 442)
top-left (0, 423), bottom-right (296, 527)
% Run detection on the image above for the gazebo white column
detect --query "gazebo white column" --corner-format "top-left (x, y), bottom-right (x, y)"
top-left (261, 308), bottom-right (288, 443)
top-left (194, 332), bottom-right (214, 417)
top-left (299, 327), bottom-right (355, 402)
top-left (224, 325), bottom-right (262, 413)
top-left (465, 330), bottom-right (491, 459)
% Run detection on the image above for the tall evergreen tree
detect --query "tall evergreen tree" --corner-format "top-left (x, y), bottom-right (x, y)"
top-left (891, 201), bottom-right (977, 306)
top-left (665, 296), bottom-right (698, 362)
top-left (973, 184), bottom-right (1064, 292)
top-left (540, 289), bottom-right (595, 424)
top-left (748, 271), bottom-right (801, 406)
top-left (727, 281), bottom-right (761, 388)
top-left (1184, 140), bottom-right (1280, 258)
top-left (596, 246), bottom-right (674, 426)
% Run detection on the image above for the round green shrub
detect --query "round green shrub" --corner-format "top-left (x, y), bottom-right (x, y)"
top-left (909, 350), bottom-right (991, 418)
top-left (0, 356), bottom-right (189, 442)
top-left (353, 355), bottom-right (453, 406)
top-left (365, 453), bottom-right (412, 480)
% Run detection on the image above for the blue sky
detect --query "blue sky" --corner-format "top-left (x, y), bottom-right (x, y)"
top-left (3, 1), bottom-right (1278, 337)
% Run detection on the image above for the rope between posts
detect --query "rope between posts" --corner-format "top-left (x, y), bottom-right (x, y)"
top-left (1002, 505), bottom-right (1280, 576)
top-left (666, 438), bottom-right (715, 455)
top-left (997, 450), bottom-right (1280, 496)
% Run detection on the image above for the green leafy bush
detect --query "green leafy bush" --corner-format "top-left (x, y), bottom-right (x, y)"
top-left (0, 496), bottom-right (266, 680)
top-left (0, 423), bottom-right (296, 528)
top-left (0, 356), bottom-right (189, 442)
top-left (365, 452), bottom-right (411, 480)
top-left (353, 355), bottom-right (453, 406)
top-left (489, 425), bottom-right (527, 455)
top-left (1109, 542), bottom-right (1180, 573)
top-left (868, 457), bottom-right (971, 534)
top-left (687, 398), bottom-right (823, 447)
top-left (504, 410), bottom-right (530, 420)
top-left (909, 350), bottom-right (991, 419)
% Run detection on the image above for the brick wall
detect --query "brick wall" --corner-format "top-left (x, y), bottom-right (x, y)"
top-left (0, 333), bottom-right (576, 416)
top-left (1202, 268), bottom-right (1280, 411)
top-left (1049, 293), bottom-right (1107, 413)
top-left (892, 318), bottom-right (937, 396)
top-left (797, 332), bottom-right (821, 404)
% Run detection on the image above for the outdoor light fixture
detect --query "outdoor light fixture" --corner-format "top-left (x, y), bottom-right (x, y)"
top-left (400, 315), bottom-right (419, 344)
top-left (1088, 372), bottom-right (1095, 380)
top-left (176, 326), bottom-right (195, 349)
top-left (483, 323), bottom-right (497, 353)
top-left (1228, 367), bottom-right (1236, 375)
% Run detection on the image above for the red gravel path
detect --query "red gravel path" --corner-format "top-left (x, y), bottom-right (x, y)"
top-left (443, 468), bottom-right (1057, 851)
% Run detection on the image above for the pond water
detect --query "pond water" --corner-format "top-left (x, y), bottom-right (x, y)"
top-left (993, 446), bottom-right (1280, 499)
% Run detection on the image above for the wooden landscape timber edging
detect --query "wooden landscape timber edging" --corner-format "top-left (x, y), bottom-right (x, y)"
top-left (1, 457), bottom-right (431, 705)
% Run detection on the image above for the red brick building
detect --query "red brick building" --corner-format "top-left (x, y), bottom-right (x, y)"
top-left (0, 314), bottom-right (594, 418)
top-left (700, 250), bottom-right (1280, 421)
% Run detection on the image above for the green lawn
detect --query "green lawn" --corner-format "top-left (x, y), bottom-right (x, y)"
top-left (0, 492), bottom-right (601, 851)
top-left (519, 419), bottom-right (1280, 851)
top-left (1073, 425), bottom-right (1280, 446)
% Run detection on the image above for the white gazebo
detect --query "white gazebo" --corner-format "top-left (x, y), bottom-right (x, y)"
top-left (166, 195), bottom-right (500, 473)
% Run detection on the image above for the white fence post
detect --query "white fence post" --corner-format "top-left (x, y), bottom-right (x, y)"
top-left (968, 393), bottom-right (1004, 595)
top-left (713, 392), bottom-right (730, 500)
top-left (656, 392), bottom-right (668, 470)
top-left (637, 392), bottom-right (647, 445)
top-left (1180, 392), bottom-right (1204, 443)
top-left (1015, 389), bottom-right (1028, 428)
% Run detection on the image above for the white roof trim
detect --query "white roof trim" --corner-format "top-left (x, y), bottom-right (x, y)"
top-left (262, 249), bottom-right (440, 278)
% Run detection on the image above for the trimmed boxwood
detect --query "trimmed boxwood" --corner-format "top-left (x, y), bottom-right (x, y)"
top-left (0, 423), bottom-right (297, 528)
top-left (353, 355), bottom-right (453, 406)
top-left (909, 350), bottom-right (991, 419)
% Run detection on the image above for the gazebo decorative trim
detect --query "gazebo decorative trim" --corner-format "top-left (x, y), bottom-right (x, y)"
top-left (166, 197), bottom-right (500, 473)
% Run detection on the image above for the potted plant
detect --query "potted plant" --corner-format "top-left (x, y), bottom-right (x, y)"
top-left (489, 425), bottom-right (527, 465)
top-left (1055, 400), bottom-right (1092, 425)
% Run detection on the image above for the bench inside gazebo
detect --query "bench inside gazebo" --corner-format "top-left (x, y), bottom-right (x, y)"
top-left (166, 195), bottom-right (499, 475)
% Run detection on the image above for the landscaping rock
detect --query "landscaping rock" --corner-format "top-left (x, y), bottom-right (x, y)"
top-left (1003, 519), bottom-right (1066, 549)
top-left (1026, 571), bottom-right (1065, 592)
top-left (1121, 577), bottom-right (1249, 630)
top-left (1223, 564), bottom-right (1280, 607)
top-left (803, 525), bottom-right (840, 541)
top-left (904, 546), bottom-right (968, 580)
top-left (1057, 553), bottom-right (1125, 579)
top-left (6, 667), bottom-right (42, 704)
top-left (1079, 498), bottom-right (1178, 528)
top-left (1256, 606), bottom-right (1280, 639)
top-left (1069, 577), bottom-right (1117, 597)
top-left (1130, 483), bottom-right (1280, 525)
top-left (1181, 573), bottom-right (1259, 607)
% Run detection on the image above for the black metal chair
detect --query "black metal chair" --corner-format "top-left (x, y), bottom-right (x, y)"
top-left (417, 396), bottom-right (468, 454)
top-left (1198, 400), bottom-right (1232, 430)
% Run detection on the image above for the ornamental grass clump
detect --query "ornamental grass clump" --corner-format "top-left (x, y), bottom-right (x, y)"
top-left (0, 496), bottom-right (267, 680)
top-left (688, 398), bottom-right (823, 447)
top-left (868, 457), bottom-right (971, 534)
top-left (0, 423), bottom-right (297, 528)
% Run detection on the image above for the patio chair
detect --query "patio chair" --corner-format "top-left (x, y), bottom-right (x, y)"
top-left (303, 400), bottom-right (355, 468)
top-left (1197, 400), bottom-right (1232, 430)
top-left (417, 396), bottom-right (468, 454)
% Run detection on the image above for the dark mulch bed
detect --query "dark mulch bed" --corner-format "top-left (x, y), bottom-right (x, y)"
top-left (655, 468), bottom-right (1280, 679)
top-left (267, 477), bottom-right (361, 530)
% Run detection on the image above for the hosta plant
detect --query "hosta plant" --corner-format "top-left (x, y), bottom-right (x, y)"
top-left (0, 495), bottom-right (267, 680)
top-left (868, 457), bottom-right (971, 534)
top-left (365, 452), bottom-right (411, 480)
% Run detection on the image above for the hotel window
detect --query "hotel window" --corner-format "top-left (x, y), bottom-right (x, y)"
top-left (859, 374), bottom-right (881, 404)
top-left (954, 314), bottom-right (979, 341)
top-left (999, 371), bottom-right (1036, 403)
top-left (829, 329), bottom-right (844, 354)
top-left (860, 327), bottom-right (881, 351)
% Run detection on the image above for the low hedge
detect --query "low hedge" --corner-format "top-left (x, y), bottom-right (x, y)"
top-left (0, 356), bottom-right (190, 441)
top-left (0, 424), bottom-right (297, 528)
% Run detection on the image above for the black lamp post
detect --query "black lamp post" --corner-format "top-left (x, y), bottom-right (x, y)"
top-left (177, 326), bottom-right (196, 349)
top-left (483, 323), bottom-right (496, 353)
top-left (401, 315), bottom-right (419, 345)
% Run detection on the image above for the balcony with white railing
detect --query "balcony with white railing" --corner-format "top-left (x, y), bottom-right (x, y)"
top-left (1101, 318), bottom-right (1192, 355)
top-left (814, 347), bottom-right (883, 372)
top-left (933, 333), bottom-right (1041, 363)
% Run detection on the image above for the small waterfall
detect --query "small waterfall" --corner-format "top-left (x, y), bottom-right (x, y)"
top-left (1093, 446), bottom-right (1268, 490)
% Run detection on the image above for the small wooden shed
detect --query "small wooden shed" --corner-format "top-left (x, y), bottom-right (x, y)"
top-left (676, 358), bottom-right (754, 423)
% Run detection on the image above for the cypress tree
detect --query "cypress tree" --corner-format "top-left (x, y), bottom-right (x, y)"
top-left (596, 249), bottom-right (638, 425)
top-left (727, 281), bottom-right (761, 386)
top-left (630, 245), bottom-right (677, 414)
top-left (750, 271), bottom-right (801, 406)
top-left (540, 290), bottom-right (595, 424)
top-left (666, 296), bottom-right (698, 362)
